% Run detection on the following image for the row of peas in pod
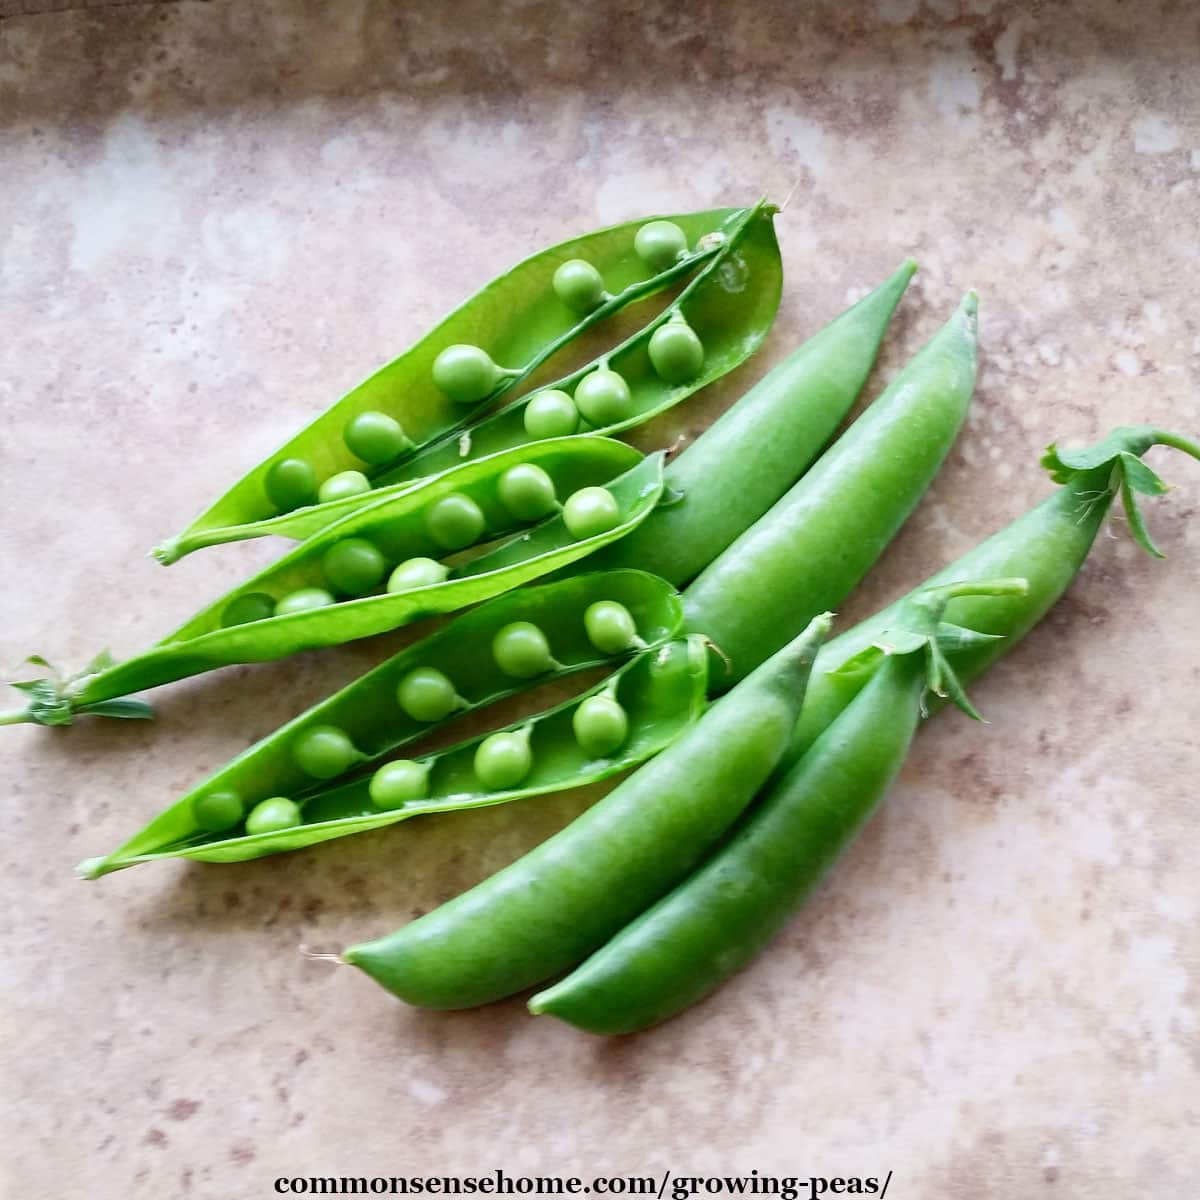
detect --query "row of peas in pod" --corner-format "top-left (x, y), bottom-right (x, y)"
top-left (80, 571), bottom-right (694, 874)
top-left (263, 219), bottom-right (706, 511)
top-left (227, 454), bottom-right (633, 625)
top-left (153, 203), bottom-right (781, 563)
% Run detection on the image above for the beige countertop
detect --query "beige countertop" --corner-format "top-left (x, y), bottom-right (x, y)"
top-left (2, 2), bottom-right (1198, 1196)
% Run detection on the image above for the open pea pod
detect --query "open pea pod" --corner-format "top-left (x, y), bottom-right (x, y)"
top-left (154, 206), bottom-right (750, 564)
top-left (79, 569), bottom-right (681, 876)
top-left (82, 636), bottom-right (710, 872)
top-left (10, 439), bottom-right (664, 725)
top-left (195, 202), bottom-right (782, 549)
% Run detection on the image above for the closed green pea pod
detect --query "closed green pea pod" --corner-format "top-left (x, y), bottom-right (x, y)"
top-left (530, 579), bottom-right (1027, 1034)
top-left (341, 613), bottom-right (831, 1010)
top-left (681, 291), bottom-right (979, 683)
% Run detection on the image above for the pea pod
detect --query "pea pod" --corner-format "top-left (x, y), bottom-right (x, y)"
top-left (593, 257), bottom-right (918, 585)
top-left (163, 205), bottom-right (784, 555)
top-left (529, 579), bottom-right (1027, 1034)
top-left (81, 633), bottom-right (707, 874)
top-left (681, 291), bottom-right (979, 681)
top-left (6, 439), bottom-right (664, 725)
top-left (342, 612), bottom-right (832, 1010)
top-left (786, 425), bottom-right (1200, 758)
top-left (153, 207), bottom-right (751, 565)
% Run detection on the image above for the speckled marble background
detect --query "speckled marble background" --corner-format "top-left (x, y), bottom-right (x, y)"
top-left (2, 1), bottom-right (1198, 1196)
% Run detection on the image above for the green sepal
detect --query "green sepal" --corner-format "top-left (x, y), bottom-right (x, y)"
top-left (922, 641), bottom-right (983, 722)
top-left (1040, 426), bottom-right (1157, 483)
top-left (1041, 427), bottom-right (1188, 559)
top-left (8, 678), bottom-right (73, 726)
top-left (935, 622), bottom-right (1005, 654)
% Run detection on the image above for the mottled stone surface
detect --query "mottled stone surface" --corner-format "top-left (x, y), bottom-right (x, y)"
top-left (1, 2), bottom-right (1198, 1196)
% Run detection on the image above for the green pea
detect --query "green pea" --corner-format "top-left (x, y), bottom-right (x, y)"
top-left (397, 667), bottom-right (462, 723)
top-left (497, 463), bottom-right (558, 522)
top-left (221, 592), bottom-right (276, 628)
top-left (275, 586), bottom-right (335, 616)
top-left (474, 729), bottom-right (533, 790)
top-left (492, 621), bottom-right (556, 679)
top-left (192, 790), bottom-right (245, 833)
top-left (322, 537), bottom-right (387, 597)
top-left (563, 486), bottom-right (620, 540)
top-left (387, 557), bottom-right (450, 593)
top-left (318, 470), bottom-right (372, 504)
top-left (648, 318), bottom-right (704, 384)
top-left (432, 344), bottom-right (502, 405)
top-left (344, 411), bottom-right (410, 464)
top-left (264, 458), bottom-right (318, 512)
top-left (425, 493), bottom-right (486, 551)
top-left (574, 368), bottom-right (633, 427)
top-left (523, 390), bottom-right (579, 440)
top-left (572, 694), bottom-right (629, 758)
top-left (369, 760), bottom-right (430, 810)
top-left (553, 259), bottom-right (606, 313)
top-left (584, 600), bottom-right (639, 654)
top-left (244, 796), bottom-right (302, 836)
top-left (634, 220), bottom-right (688, 272)
top-left (293, 724), bottom-right (358, 780)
